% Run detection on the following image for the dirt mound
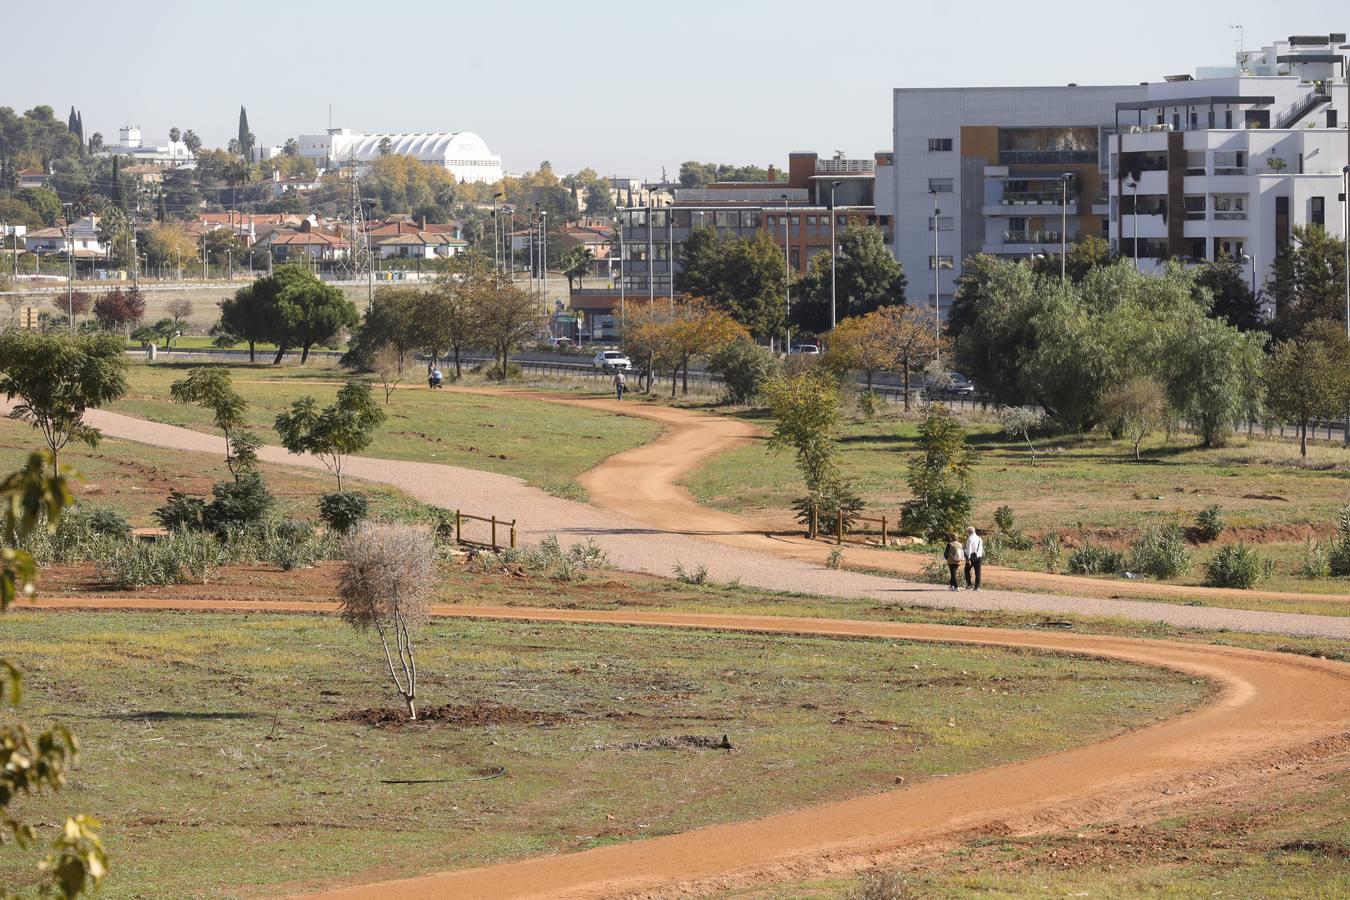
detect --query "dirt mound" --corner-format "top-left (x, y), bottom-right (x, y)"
top-left (609, 734), bottom-right (734, 751)
top-left (333, 703), bottom-right (568, 728)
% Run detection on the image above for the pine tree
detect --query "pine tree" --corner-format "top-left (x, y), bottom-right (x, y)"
top-left (68, 106), bottom-right (78, 133)
top-left (237, 106), bottom-right (253, 160)
top-left (76, 111), bottom-right (84, 144)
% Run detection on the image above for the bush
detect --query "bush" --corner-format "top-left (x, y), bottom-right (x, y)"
top-left (856, 390), bottom-right (883, 421)
top-left (673, 561), bottom-right (708, 585)
top-left (154, 491), bottom-right (207, 531)
top-left (1195, 505), bottom-right (1225, 542)
top-left (80, 506), bottom-right (132, 539)
top-left (203, 471), bottom-right (274, 534)
top-left (1203, 542), bottom-right (1266, 589)
top-left (706, 339), bottom-right (780, 405)
top-left (261, 520), bottom-right (325, 571)
top-left (993, 505), bottom-right (1016, 535)
top-left (825, 548), bottom-right (844, 570)
top-left (319, 491), bottom-right (369, 534)
top-left (901, 484), bottom-right (972, 543)
top-left (794, 480), bottom-right (865, 534)
top-left (847, 869), bottom-right (912, 900)
top-left (1068, 542), bottom-right (1126, 575)
top-left (1329, 507), bottom-right (1350, 578)
top-left (1129, 523), bottom-right (1191, 579)
top-left (1039, 533), bottom-right (1062, 574)
top-left (97, 531), bottom-right (221, 589)
top-left (1300, 538), bottom-right (1331, 579)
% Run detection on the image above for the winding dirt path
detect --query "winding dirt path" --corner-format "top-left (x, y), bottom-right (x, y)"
top-left (63, 397), bottom-right (1350, 638)
top-left (29, 597), bottom-right (1350, 899)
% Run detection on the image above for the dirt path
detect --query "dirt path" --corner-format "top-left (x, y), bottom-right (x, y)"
top-left (41, 400), bottom-right (1347, 638)
top-left (27, 597), bottom-right (1350, 899)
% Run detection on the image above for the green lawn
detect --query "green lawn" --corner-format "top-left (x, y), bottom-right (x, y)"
top-left (0, 417), bottom-right (425, 527)
top-left (0, 611), bottom-right (1206, 898)
top-left (111, 361), bottom-right (662, 499)
top-left (684, 407), bottom-right (1350, 597)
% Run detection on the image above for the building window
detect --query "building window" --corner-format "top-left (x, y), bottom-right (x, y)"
top-left (1213, 195), bottom-right (1247, 220)
top-left (929, 255), bottom-right (954, 270)
top-left (1225, 109), bottom-right (1233, 129)
top-left (1329, 109), bottom-right (1339, 127)
top-left (1311, 196), bottom-right (1325, 227)
top-left (927, 138), bottom-right (953, 152)
top-left (1184, 196), bottom-right (1207, 220)
top-left (928, 178), bottom-right (954, 192)
top-left (928, 216), bottom-right (954, 231)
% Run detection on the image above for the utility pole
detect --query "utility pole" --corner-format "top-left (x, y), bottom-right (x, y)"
top-left (645, 205), bottom-right (654, 309)
top-left (540, 211), bottom-right (548, 308)
top-left (1060, 172), bottom-right (1072, 286)
top-left (829, 181), bottom-right (840, 330)
top-left (782, 194), bottom-right (791, 353)
top-left (1343, 164), bottom-right (1349, 445)
top-left (929, 189), bottom-right (941, 367)
top-left (618, 210), bottom-right (626, 330)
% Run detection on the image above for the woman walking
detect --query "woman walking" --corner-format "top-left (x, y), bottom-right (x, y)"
top-left (943, 531), bottom-right (965, 591)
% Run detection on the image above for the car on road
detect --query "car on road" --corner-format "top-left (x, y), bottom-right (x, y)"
top-left (923, 371), bottom-right (977, 399)
top-left (593, 350), bottom-right (631, 371)
top-left (790, 344), bottom-right (821, 355)
top-left (547, 337), bottom-right (575, 350)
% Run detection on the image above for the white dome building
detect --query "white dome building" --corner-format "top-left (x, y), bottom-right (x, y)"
top-left (298, 128), bottom-right (503, 183)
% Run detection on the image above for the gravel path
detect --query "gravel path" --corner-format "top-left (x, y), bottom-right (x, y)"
top-left (72, 403), bottom-right (1350, 639)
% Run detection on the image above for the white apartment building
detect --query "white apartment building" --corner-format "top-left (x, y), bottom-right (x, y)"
top-left (96, 126), bottom-right (194, 167)
top-left (1109, 33), bottom-right (1349, 312)
top-left (880, 84), bottom-right (1145, 316)
top-left (297, 128), bottom-right (503, 183)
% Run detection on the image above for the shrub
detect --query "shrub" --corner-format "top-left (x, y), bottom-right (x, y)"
top-left (1195, 505), bottom-right (1225, 542)
top-left (1068, 542), bottom-right (1126, 575)
top-left (847, 869), bottom-right (912, 900)
top-left (993, 506), bottom-right (1016, 535)
top-left (825, 548), bottom-right (844, 570)
top-left (900, 407), bottom-right (977, 541)
top-left (856, 390), bottom-right (884, 421)
top-left (673, 561), bottom-right (708, 585)
top-left (1039, 533), bottom-right (1063, 574)
top-left (318, 491), bottom-right (369, 534)
top-left (793, 480), bottom-right (865, 535)
top-left (706, 339), bottom-right (780, 405)
top-left (154, 491), bottom-right (207, 531)
top-left (80, 506), bottom-right (132, 539)
top-left (262, 520), bottom-right (322, 571)
top-left (918, 558), bottom-right (949, 584)
top-left (1129, 523), bottom-right (1191, 579)
top-left (203, 471), bottom-right (274, 534)
top-left (1329, 507), bottom-right (1350, 578)
top-left (1300, 538), bottom-right (1331, 579)
top-left (1203, 542), bottom-right (1266, 589)
top-left (97, 531), bottom-right (220, 589)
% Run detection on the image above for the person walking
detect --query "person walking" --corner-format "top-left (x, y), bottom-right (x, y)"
top-left (943, 531), bottom-right (964, 591)
top-left (964, 526), bottom-right (984, 590)
top-left (612, 369), bottom-right (627, 402)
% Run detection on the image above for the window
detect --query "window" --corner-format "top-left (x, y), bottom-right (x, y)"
top-left (1190, 111), bottom-right (1199, 130)
top-left (1311, 196), bottom-right (1325, 227)
top-left (927, 138), bottom-right (953, 152)
top-left (929, 255), bottom-right (954, 270)
top-left (1225, 109), bottom-right (1233, 129)
top-left (1213, 151), bottom-right (1246, 175)
top-left (1328, 109), bottom-right (1338, 127)
top-left (1186, 151), bottom-right (1206, 175)
top-left (714, 210), bottom-right (736, 228)
top-left (1184, 196), bottom-right (1207, 220)
top-left (741, 211), bottom-right (761, 228)
top-left (928, 216), bottom-right (954, 231)
top-left (928, 177), bottom-right (954, 192)
top-left (1172, 112), bottom-right (1181, 130)
top-left (1213, 195), bottom-right (1247, 220)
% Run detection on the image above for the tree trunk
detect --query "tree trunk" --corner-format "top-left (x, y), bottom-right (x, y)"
top-left (682, 356), bottom-right (689, 395)
top-left (901, 357), bottom-right (911, 411)
top-left (248, 340), bottom-right (256, 363)
top-left (300, 342), bottom-right (312, 364)
top-left (1134, 435), bottom-right (1142, 462)
top-left (866, 370), bottom-right (874, 392)
top-left (452, 344), bottom-right (462, 379)
top-left (271, 343), bottom-right (288, 365)
top-left (1300, 417), bottom-right (1308, 457)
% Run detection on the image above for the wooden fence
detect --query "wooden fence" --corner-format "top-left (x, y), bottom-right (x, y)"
top-left (437, 510), bottom-right (517, 552)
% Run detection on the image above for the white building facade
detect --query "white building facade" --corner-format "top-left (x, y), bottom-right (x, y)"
top-left (1109, 34), bottom-right (1349, 313)
top-left (880, 85), bottom-right (1144, 316)
top-left (97, 126), bottom-right (194, 167)
top-left (297, 128), bottom-right (503, 183)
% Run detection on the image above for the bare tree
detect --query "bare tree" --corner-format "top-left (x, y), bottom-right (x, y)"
top-left (997, 406), bottom-right (1046, 465)
top-left (5, 296), bottom-right (24, 329)
top-left (166, 298), bottom-right (195, 345)
top-left (337, 524), bottom-right (436, 719)
top-left (371, 343), bottom-right (406, 404)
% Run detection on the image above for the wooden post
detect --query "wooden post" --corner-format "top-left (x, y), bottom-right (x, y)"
top-left (810, 504), bottom-right (818, 539)
top-left (836, 513), bottom-right (844, 545)
top-left (510, 520), bottom-right (517, 549)
top-left (491, 515), bottom-right (498, 551)
top-left (880, 515), bottom-right (887, 546)
top-left (455, 510), bottom-right (461, 544)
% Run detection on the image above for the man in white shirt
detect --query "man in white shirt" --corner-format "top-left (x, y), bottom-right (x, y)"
top-left (964, 526), bottom-right (984, 590)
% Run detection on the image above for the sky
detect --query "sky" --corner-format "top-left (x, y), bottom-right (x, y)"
top-left (6, 0), bottom-right (1347, 178)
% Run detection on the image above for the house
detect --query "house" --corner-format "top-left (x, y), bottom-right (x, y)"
top-left (23, 216), bottom-right (107, 259)
top-left (17, 168), bottom-right (48, 190)
top-left (256, 220), bottom-right (351, 262)
top-left (371, 231), bottom-right (467, 259)
top-left (123, 164), bottom-right (164, 185)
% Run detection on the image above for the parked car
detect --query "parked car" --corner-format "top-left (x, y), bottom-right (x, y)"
top-left (923, 371), bottom-right (977, 398)
top-left (548, 336), bottom-right (575, 349)
top-left (790, 344), bottom-right (821, 355)
top-left (593, 350), bottom-right (631, 371)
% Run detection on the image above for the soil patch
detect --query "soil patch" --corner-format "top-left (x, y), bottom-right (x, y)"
top-left (333, 703), bottom-right (568, 729)
top-left (607, 734), bottom-right (734, 751)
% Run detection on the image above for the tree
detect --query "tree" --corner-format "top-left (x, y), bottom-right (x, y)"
top-left (263, 266), bottom-right (359, 364)
top-left (664, 300), bottom-right (748, 396)
top-left (418, 273), bottom-right (477, 379)
top-left (1163, 316), bottom-right (1266, 448)
top-left (678, 160), bottom-right (771, 188)
top-left (676, 227), bottom-right (786, 341)
top-left (0, 332), bottom-right (128, 474)
top-left (1265, 321), bottom-right (1350, 457)
top-left (1101, 376), bottom-right (1169, 461)
top-left (337, 523), bottom-right (436, 719)
top-left (274, 380), bottom-right (386, 490)
top-left (217, 278), bottom-right (273, 362)
top-left (142, 224), bottom-right (197, 272)
top-left (17, 187), bottom-right (62, 226)
top-left (164, 299), bottom-right (193, 348)
top-left (169, 368), bottom-right (260, 480)
top-left (282, 137), bottom-right (298, 157)
top-left (92, 287), bottom-right (145, 336)
top-left (901, 406), bottom-right (977, 541)
top-left (620, 303), bottom-right (676, 393)
top-left (1268, 226), bottom-right (1348, 340)
top-left (237, 106), bottom-right (254, 160)
top-left (469, 275), bottom-right (540, 380)
top-left (998, 406), bottom-right (1046, 465)
top-left (371, 343), bottom-right (407, 404)
top-left (792, 226), bottom-right (907, 332)
top-left (763, 369), bottom-right (844, 495)
top-left (181, 130), bottom-right (201, 156)
top-left (341, 287), bottom-right (422, 372)
top-left (560, 245), bottom-right (594, 289)
top-left (377, 137), bottom-right (392, 157)
top-left (1194, 255), bottom-right (1262, 331)
top-left (168, 127), bottom-right (181, 144)
top-left (706, 339), bottom-right (780, 405)
top-left (0, 453), bottom-right (108, 898)
top-left (49, 291), bottom-right (92, 323)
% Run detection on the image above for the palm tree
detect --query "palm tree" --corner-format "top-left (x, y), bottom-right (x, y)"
top-left (561, 246), bottom-right (595, 290)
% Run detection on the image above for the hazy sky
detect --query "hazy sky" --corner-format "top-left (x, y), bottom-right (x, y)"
top-left (6, 1), bottom-right (1346, 177)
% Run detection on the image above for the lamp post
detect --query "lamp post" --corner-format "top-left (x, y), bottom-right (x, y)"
top-left (1342, 164), bottom-right (1349, 445)
top-left (1060, 172), bottom-right (1073, 285)
top-left (492, 192), bottom-right (504, 272)
top-left (540, 211), bottom-right (548, 306)
top-left (1240, 252), bottom-right (1256, 300)
top-left (929, 188), bottom-right (941, 367)
top-left (782, 193), bottom-right (791, 353)
top-left (667, 202), bottom-right (675, 315)
top-left (62, 202), bottom-right (74, 333)
top-left (829, 180), bottom-right (840, 330)
top-left (618, 208), bottom-right (626, 330)
top-left (1126, 178), bottom-right (1139, 271)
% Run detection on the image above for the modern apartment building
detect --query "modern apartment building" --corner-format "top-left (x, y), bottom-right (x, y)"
top-left (1108, 33), bottom-right (1349, 308)
top-left (879, 85), bottom-right (1144, 316)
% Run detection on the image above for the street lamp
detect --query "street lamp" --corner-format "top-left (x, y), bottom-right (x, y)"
top-left (1060, 172), bottom-right (1073, 285)
top-left (829, 180), bottom-right (841, 330)
top-left (618, 207), bottom-right (626, 330)
top-left (1239, 252), bottom-right (1256, 301)
top-left (61, 202), bottom-right (74, 334)
top-left (1125, 178), bottom-right (1139, 271)
top-left (540, 211), bottom-right (548, 305)
top-left (667, 202), bottom-right (676, 314)
top-left (1342, 164), bottom-right (1349, 445)
top-left (781, 193), bottom-right (791, 353)
top-left (492, 192), bottom-right (504, 272)
top-left (928, 188), bottom-right (941, 366)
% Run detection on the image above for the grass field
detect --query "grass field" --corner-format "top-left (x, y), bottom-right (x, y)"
top-left (684, 407), bottom-right (1350, 597)
top-left (0, 610), bottom-right (1205, 898)
top-left (0, 417), bottom-right (425, 527)
top-left (110, 361), bottom-right (662, 499)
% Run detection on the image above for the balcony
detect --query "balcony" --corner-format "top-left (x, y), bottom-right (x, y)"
top-left (1002, 230), bottom-right (1067, 244)
top-left (998, 150), bottom-right (1097, 165)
